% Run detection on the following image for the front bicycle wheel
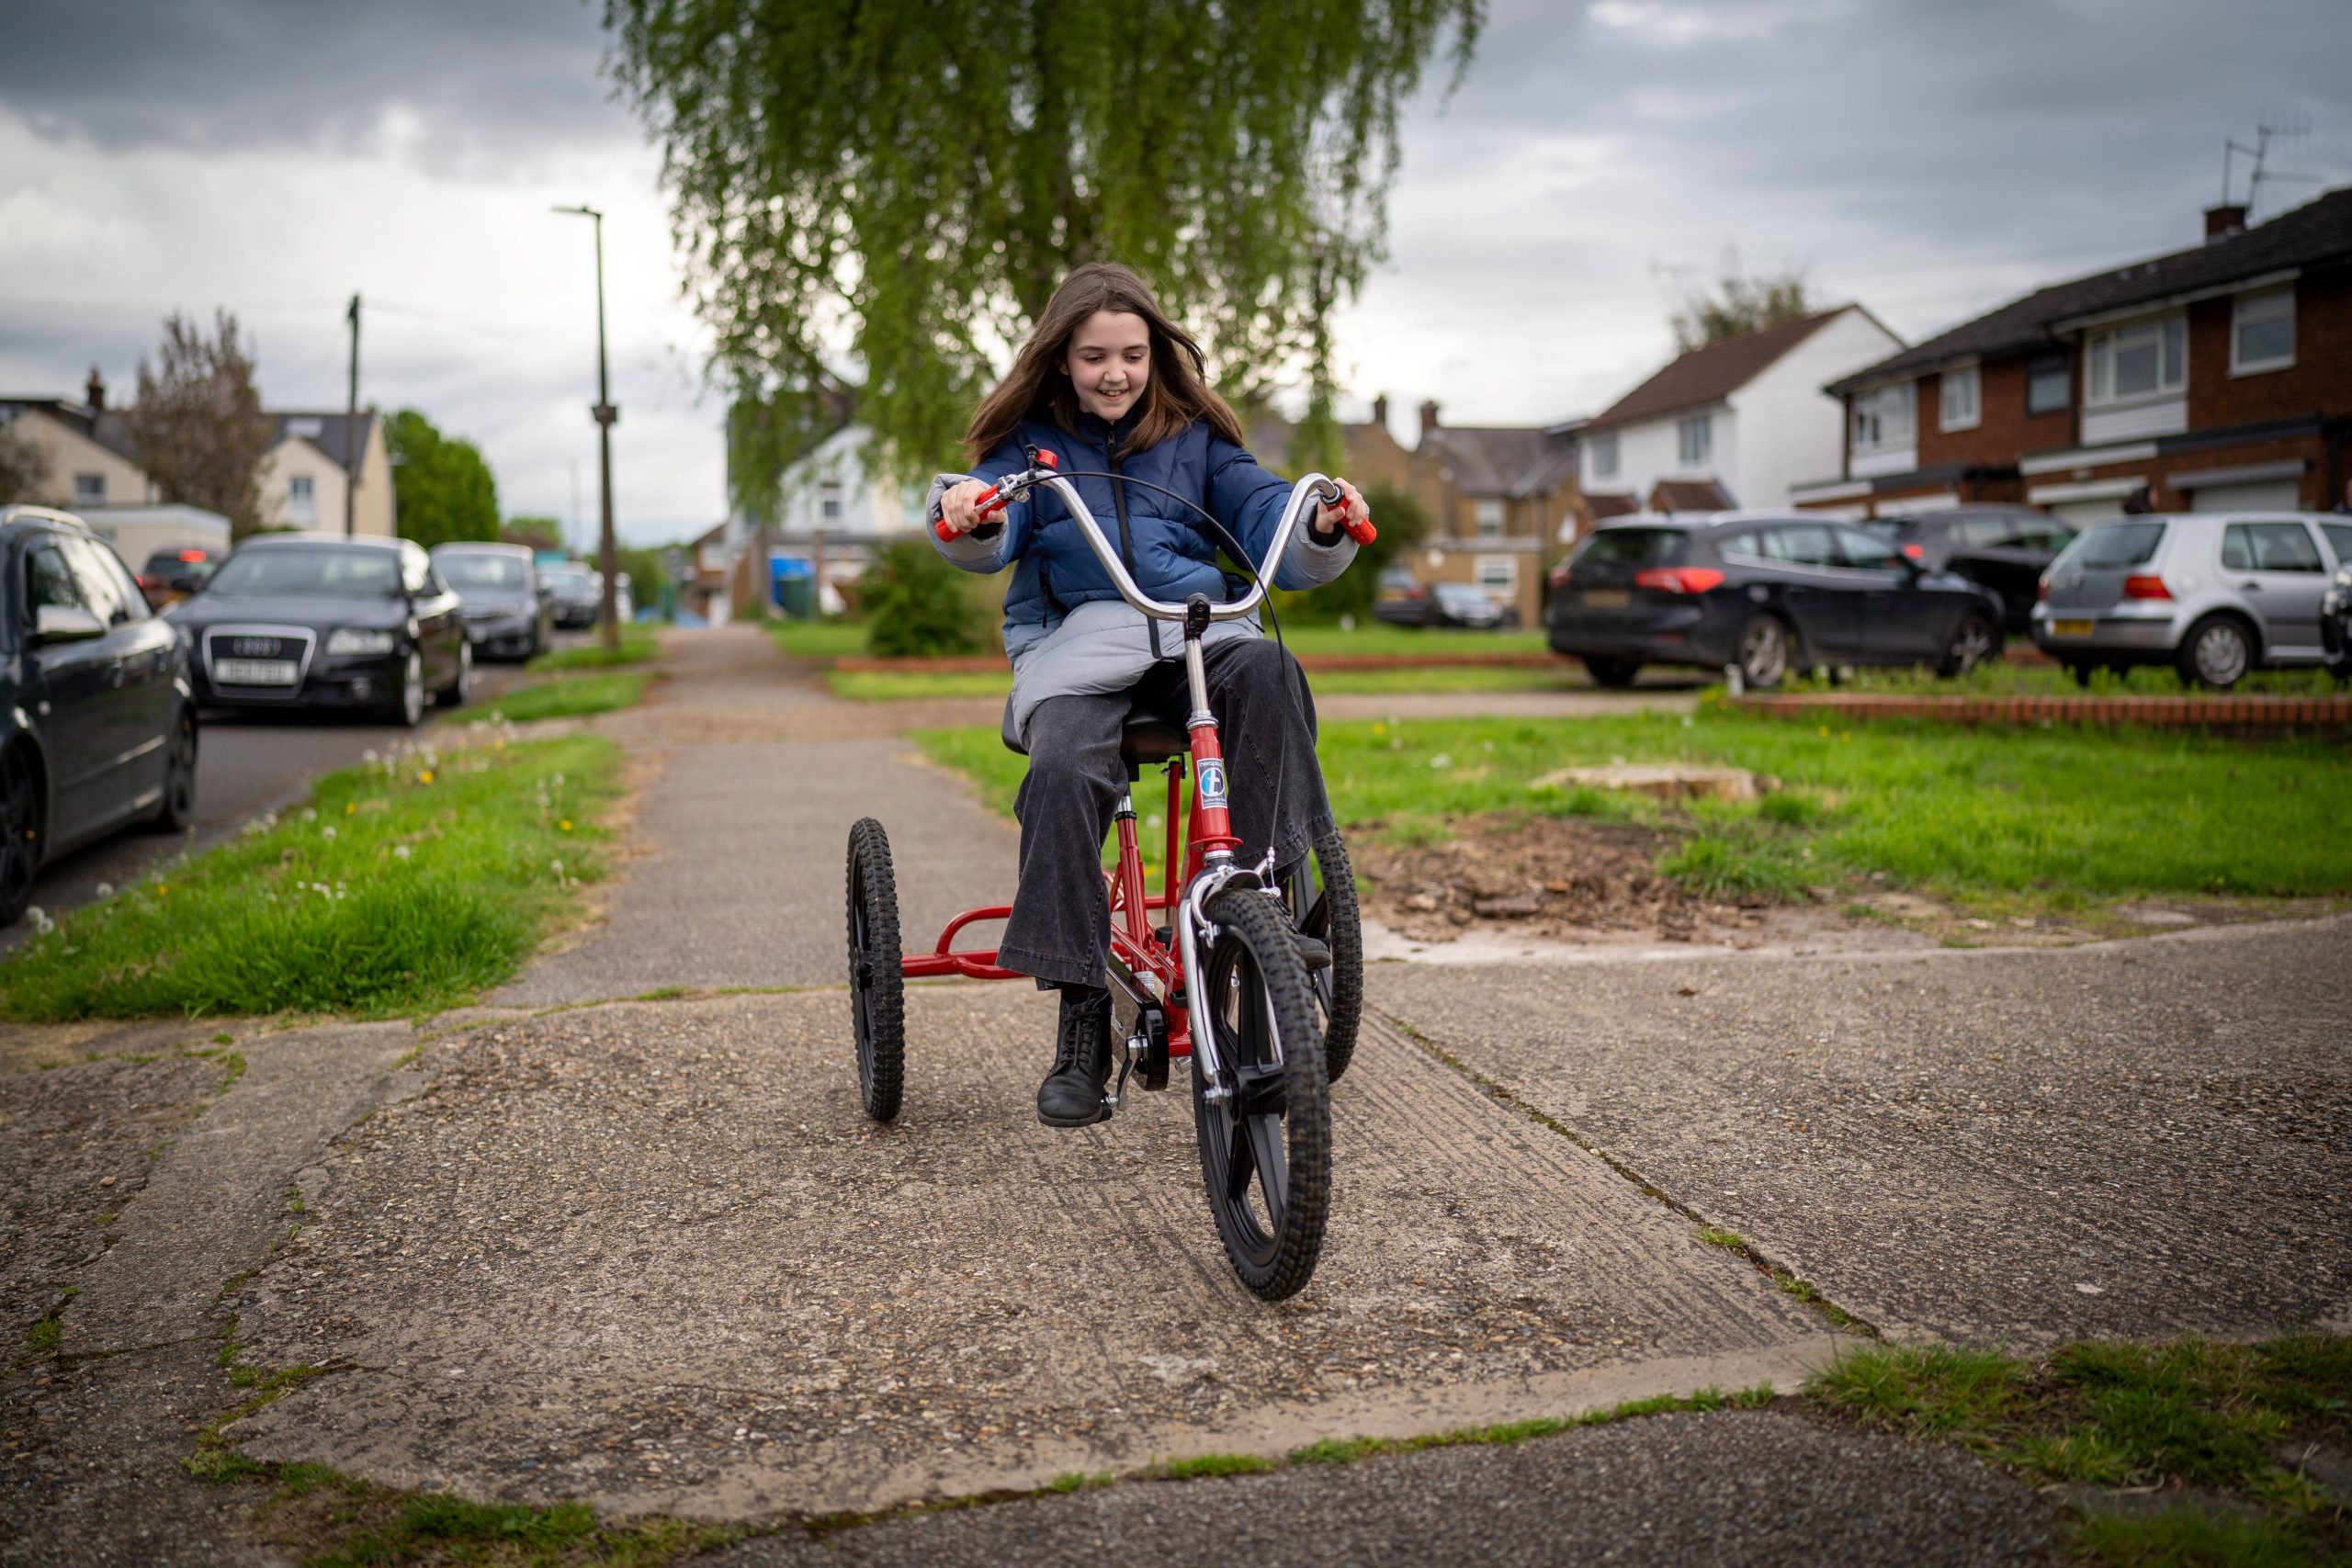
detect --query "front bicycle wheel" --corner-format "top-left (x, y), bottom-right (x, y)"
top-left (1284, 829), bottom-right (1363, 1084)
top-left (1192, 885), bottom-right (1330, 1302)
top-left (846, 818), bottom-right (905, 1122)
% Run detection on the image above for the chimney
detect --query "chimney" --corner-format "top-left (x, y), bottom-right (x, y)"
top-left (1418, 399), bottom-right (1441, 438)
top-left (2204, 203), bottom-right (2247, 243)
top-left (1372, 393), bottom-right (1389, 429)
top-left (85, 367), bottom-right (105, 411)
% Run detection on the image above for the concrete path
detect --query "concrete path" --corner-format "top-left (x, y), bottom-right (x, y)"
top-left (5, 623), bottom-right (2343, 1564)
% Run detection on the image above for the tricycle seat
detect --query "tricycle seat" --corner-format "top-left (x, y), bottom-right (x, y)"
top-left (1000, 694), bottom-right (1188, 769)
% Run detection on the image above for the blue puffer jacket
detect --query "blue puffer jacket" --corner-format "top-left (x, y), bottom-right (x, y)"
top-left (934, 410), bottom-right (1317, 656)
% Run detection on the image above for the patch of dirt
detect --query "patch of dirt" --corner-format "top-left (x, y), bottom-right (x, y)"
top-left (1354, 815), bottom-right (1773, 946)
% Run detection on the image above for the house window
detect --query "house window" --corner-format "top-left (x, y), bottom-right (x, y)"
top-left (1475, 557), bottom-right (1517, 592)
top-left (2231, 287), bottom-right (2294, 375)
top-left (288, 474), bottom-right (316, 524)
top-left (2026, 351), bottom-right (2069, 415)
top-left (1939, 365), bottom-right (1980, 432)
top-left (73, 472), bottom-right (105, 506)
top-left (1677, 413), bottom-right (1712, 467)
top-left (1851, 383), bottom-right (1914, 452)
top-left (2086, 312), bottom-right (2185, 406)
top-left (1590, 432), bottom-right (1619, 480)
top-left (1474, 499), bottom-right (1504, 538)
top-left (820, 480), bottom-right (843, 522)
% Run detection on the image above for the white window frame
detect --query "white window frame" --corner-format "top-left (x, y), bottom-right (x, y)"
top-left (2084, 311), bottom-right (2185, 408)
top-left (1850, 382), bottom-right (1914, 453)
top-left (1590, 431), bottom-right (1619, 480)
top-left (287, 473), bottom-right (316, 524)
top-left (1676, 413), bottom-right (1712, 468)
top-left (1474, 556), bottom-right (1518, 592)
top-left (1939, 364), bottom-right (1980, 432)
top-left (1474, 498), bottom-right (1504, 538)
top-left (72, 471), bottom-right (105, 506)
top-left (820, 479), bottom-right (844, 522)
top-left (2230, 286), bottom-right (2294, 377)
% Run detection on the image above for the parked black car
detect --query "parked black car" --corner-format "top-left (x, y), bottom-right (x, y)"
top-left (538, 563), bottom-right (603, 629)
top-left (1372, 570), bottom-right (1521, 629)
top-left (136, 544), bottom-right (223, 608)
top-left (165, 534), bottom-right (469, 726)
top-left (1545, 513), bottom-right (2005, 689)
top-left (1, 506), bottom-right (198, 926)
top-left (1863, 506), bottom-right (2076, 633)
top-left (432, 541), bottom-right (552, 660)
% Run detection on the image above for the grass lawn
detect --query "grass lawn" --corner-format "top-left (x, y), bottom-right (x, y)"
top-left (525, 624), bottom-right (662, 671)
top-left (458, 671), bottom-right (647, 725)
top-left (917, 704), bottom-right (2352, 914)
top-left (1801, 661), bottom-right (2346, 698)
top-left (1808, 1335), bottom-right (2351, 1563)
top-left (0, 735), bottom-right (622, 1020)
top-left (1270, 622), bottom-right (1547, 658)
top-left (766, 616), bottom-right (879, 660)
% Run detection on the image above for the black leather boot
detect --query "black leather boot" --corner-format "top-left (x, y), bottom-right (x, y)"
top-left (1037, 984), bottom-right (1114, 1128)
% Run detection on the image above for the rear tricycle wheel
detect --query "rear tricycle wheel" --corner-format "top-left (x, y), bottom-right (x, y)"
top-left (846, 818), bottom-right (906, 1122)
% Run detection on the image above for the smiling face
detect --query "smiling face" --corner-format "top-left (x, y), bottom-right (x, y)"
top-left (1062, 309), bottom-right (1152, 421)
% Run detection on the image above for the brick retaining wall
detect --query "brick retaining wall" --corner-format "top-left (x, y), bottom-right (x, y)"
top-left (1732, 692), bottom-right (2352, 730)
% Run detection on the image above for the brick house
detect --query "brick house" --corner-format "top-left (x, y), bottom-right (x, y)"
top-left (1576, 306), bottom-right (1905, 526)
top-left (1794, 186), bottom-right (2352, 525)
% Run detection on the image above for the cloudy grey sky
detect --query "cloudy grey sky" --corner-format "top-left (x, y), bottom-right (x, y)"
top-left (4, 0), bottom-right (2346, 547)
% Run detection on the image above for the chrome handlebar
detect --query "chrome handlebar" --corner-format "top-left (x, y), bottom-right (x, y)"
top-left (979, 466), bottom-right (1343, 626)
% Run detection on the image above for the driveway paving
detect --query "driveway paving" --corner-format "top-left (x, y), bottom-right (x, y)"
top-left (1366, 916), bottom-right (2352, 1345)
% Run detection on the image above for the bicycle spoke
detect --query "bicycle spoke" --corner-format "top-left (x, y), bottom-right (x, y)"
top-left (1245, 1112), bottom-right (1288, 1221)
top-left (1225, 1121), bottom-right (1257, 1201)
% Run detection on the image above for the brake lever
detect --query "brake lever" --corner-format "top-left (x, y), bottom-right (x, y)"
top-left (934, 448), bottom-right (1060, 541)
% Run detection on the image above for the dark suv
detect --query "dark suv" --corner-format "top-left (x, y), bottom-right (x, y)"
top-left (1864, 506), bottom-right (2076, 633)
top-left (1546, 512), bottom-right (2004, 688)
top-left (0, 506), bottom-right (199, 925)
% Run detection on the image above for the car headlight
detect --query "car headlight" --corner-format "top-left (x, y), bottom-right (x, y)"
top-left (326, 628), bottom-right (397, 656)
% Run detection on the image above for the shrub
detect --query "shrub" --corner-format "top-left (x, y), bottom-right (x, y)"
top-left (862, 539), bottom-right (991, 657)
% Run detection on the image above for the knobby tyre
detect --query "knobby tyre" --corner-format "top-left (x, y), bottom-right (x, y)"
top-left (846, 818), bottom-right (906, 1122)
top-left (1287, 828), bottom-right (1363, 1084)
top-left (1192, 884), bottom-right (1331, 1302)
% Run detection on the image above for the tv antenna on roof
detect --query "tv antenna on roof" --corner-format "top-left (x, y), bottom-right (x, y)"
top-left (2224, 114), bottom-right (2319, 221)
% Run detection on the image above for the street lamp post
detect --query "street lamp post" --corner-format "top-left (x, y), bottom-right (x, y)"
top-left (554, 204), bottom-right (620, 653)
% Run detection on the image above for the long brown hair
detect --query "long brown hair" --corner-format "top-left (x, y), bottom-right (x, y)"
top-left (964, 263), bottom-right (1247, 463)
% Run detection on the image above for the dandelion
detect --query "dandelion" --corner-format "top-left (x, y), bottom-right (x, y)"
top-left (1371, 722), bottom-right (1385, 737)
top-left (300, 807), bottom-right (317, 822)
top-left (153, 884), bottom-right (168, 897)
top-left (345, 801), bottom-right (356, 816)
top-left (322, 826), bottom-right (337, 841)
top-left (1429, 753), bottom-right (1452, 770)
top-left (95, 882), bottom-right (113, 897)
top-left (393, 845), bottom-right (412, 861)
top-left (550, 859), bottom-right (565, 879)
top-left (559, 819), bottom-right (573, 832)
top-left (363, 749), bottom-right (378, 763)
top-left (419, 769), bottom-right (435, 784)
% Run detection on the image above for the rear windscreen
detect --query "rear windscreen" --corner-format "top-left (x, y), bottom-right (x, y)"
top-left (1574, 528), bottom-right (1689, 568)
top-left (2069, 522), bottom-right (2165, 570)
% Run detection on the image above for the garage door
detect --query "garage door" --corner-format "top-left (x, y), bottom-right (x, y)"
top-left (2050, 497), bottom-right (2125, 526)
top-left (2188, 479), bottom-right (2301, 513)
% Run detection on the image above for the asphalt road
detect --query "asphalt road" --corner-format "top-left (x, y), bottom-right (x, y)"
top-left (0, 649), bottom-right (548, 953)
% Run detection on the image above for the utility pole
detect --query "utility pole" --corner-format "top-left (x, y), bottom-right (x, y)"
top-left (554, 204), bottom-right (621, 652)
top-left (343, 294), bottom-right (360, 536)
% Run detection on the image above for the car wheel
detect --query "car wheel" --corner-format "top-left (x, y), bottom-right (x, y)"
top-left (1938, 614), bottom-right (1998, 679)
top-left (0, 745), bottom-right (43, 927)
top-left (1583, 656), bottom-right (1642, 689)
top-left (393, 650), bottom-right (425, 727)
top-left (439, 639), bottom-right (472, 707)
top-left (1736, 614), bottom-right (1792, 690)
top-left (145, 706), bottom-right (198, 833)
top-left (2177, 615), bottom-right (2254, 690)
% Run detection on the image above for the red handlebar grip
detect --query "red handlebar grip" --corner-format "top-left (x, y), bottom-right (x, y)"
top-left (933, 518), bottom-right (956, 541)
top-left (936, 481), bottom-right (1009, 540)
top-left (1345, 513), bottom-right (1378, 547)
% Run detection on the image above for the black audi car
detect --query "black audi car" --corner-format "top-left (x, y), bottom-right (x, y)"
top-left (0, 506), bottom-right (198, 926)
top-left (1861, 506), bottom-right (2076, 634)
top-left (165, 534), bottom-right (470, 726)
top-left (1545, 513), bottom-right (2005, 688)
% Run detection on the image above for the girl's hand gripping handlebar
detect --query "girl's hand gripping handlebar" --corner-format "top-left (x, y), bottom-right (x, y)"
top-left (1308, 478), bottom-right (1378, 547)
top-left (934, 449), bottom-right (1059, 540)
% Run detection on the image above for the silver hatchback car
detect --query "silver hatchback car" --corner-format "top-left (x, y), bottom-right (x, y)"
top-left (2031, 513), bottom-right (2352, 688)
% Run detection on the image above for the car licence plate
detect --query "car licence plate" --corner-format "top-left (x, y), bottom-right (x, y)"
top-left (1582, 589), bottom-right (1631, 609)
top-left (215, 657), bottom-right (300, 686)
top-left (2050, 619), bottom-right (2096, 638)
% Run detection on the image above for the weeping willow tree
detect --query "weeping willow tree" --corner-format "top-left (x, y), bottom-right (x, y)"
top-left (604, 0), bottom-right (1483, 512)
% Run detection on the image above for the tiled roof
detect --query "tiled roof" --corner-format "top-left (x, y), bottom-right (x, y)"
top-left (1583, 491), bottom-right (1642, 521)
top-left (1421, 424), bottom-right (1580, 499)
top-left (1583, 309), bottom-right (1854, 433)
top-left (272, 411), bottom-right (378, 472)
top-left (0, 398), bottom-right (144, 465)
top-left (1827, 186), bottom-right (2352, 394)
top-left (1649, 478), bottom-right (1735, 513)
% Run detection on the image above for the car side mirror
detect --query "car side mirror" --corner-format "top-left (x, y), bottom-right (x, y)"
top-left (31, 604), bottom-right (107, 646)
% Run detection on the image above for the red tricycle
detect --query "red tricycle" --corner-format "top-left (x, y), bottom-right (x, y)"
top-left (843, 452), bottom-right (1372, 1301)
